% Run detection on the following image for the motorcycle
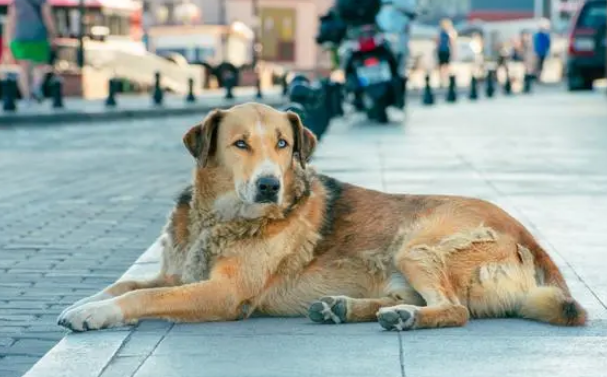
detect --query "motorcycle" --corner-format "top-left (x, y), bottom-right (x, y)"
top-left (339, 24), bottom-right (402, 123)
top-left (316, 0), bottom-right (414, 123)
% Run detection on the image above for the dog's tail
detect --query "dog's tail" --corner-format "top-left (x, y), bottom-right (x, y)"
top-left (519, 286), bottom-right (587, 326)
top-left (519, 241), bottom-right (587, 326)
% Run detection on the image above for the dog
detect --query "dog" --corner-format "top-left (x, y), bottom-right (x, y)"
top-left (57, 102), bottom-right (587, 332)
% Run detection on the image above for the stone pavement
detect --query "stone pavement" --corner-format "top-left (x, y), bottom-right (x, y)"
top-left (2, 89), bottom-right (606, 377)
top-left (0, 87), bottom-right (284, 126)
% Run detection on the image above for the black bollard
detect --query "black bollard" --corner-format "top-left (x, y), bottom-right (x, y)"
top-left (324, 80), bottom-right (342, 119)
top-left (186, 78), bottom-right (196, 103)
top-left (334, 82), bottom-right (344, 117)
top-left (469, 75), bottom-right (478, 100)
top-left (422, 74), bottom-right (434, 106)
top-left (281, 73), bottom-right (289, 97)
top-left (503, 71), bottom-right (512, 95)
top-left (393, 75), bottom-right (406, 109)
top-left (50, 75), bottom-right (64, 109)
top-left (446, 75), bottom-right (457, 103)
top-left (401, 76), bottom-right (408, 108)
top-left (485, 69), bottom-right (496, 98)
top-left (2, 74), bottom-right (18, 112)
top-left (320, 79), bottom-right (335, 119)
top-left (523, 73), bottom-right (533, 94)
top-left (255, 74), bottom-right (263, 99)
top-left (106, 78), bottom-right (117, 107)
top-left (225, 81), bottom-right (234, 100)
top-left (152, 71), bottom-right (163, 106)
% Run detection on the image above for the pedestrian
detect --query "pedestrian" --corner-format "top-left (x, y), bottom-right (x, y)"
top-left (533, 18), bottom-right (551, 82)
top-left (436, 18), bottom-right (456, 87)
top-left (470, 31), bottom-right (484, 75)
top-left (2, 0), bottom-right (57, 105)
top-left (142, 1), bottom-right (153, 52)
top-left (520, 30), bottom-right (535, 76)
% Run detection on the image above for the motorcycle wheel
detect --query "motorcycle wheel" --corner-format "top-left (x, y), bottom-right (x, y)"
top-left (367, 102), bottom-right (389, 123)
top-left (353, 91), bottom-right (365, 111)
top-left (364, 93), bottom-right (389, 123)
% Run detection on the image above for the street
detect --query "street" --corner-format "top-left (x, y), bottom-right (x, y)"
top-left (2, 89), bottom-right (607, 377)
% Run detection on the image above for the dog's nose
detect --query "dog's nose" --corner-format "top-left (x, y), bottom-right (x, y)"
top-left (255, 176), bottom-right (280, 202)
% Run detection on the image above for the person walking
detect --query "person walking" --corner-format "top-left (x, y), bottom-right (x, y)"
top-left (436, 18), bottom-right (456, 87)
top-left (533, 19), bottom-right (551, 82)
top-left (520, 30), bottom-right (535, 75)
top-left (2, 0), bottom-right (57, 105)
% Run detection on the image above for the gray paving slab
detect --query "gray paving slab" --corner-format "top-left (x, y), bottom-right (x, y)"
top-left (6, 88), bottom-right (607, 377)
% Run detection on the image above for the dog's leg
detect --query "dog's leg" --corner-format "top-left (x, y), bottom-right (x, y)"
top-left (309, 296), bottom-right (403, 324)
top-left (377, 241), bottom-right (470, 331)
top-left (58, 275), bottom-right (175, 320)
top-left (58, 278), bottom-right (242, 332)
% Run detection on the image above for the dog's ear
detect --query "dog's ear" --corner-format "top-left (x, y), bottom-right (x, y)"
top-left (287, 111), bottom-right (317, 168)
top-left (183, 109), bottom-right (224, 166)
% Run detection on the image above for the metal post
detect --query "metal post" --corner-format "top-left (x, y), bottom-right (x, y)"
top-left (2, 74), bottom-right (18, 112)
top-left (77, 0), bottom-right (85, 68)
top-left (186, 77), bottom-right (196, 103)
top-left (50, 76), bottom-right (64, 109)
top-left (253, 0), bottom-right (262, 99)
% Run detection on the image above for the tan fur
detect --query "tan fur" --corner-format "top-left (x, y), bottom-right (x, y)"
top-left (59, 103), bottom-right (587, 332)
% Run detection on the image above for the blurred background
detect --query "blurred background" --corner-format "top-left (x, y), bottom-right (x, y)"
top-left (0, 0), bottom-right (604, 99)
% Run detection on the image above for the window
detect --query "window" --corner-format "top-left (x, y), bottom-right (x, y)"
top-left (577, 2), bottom-right (606, 28)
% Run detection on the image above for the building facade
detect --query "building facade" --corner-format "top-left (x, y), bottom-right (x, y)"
top-left (142, 0), bottom-right (332, 70)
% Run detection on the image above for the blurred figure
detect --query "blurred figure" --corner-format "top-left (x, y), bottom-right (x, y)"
top-left (3, 0), bottom-right (57, 104)
top-left (470, 31), bottom-right (484, 74)
top-left (142, 1), bottom-right (153, 52)
top-left (533, 19), bottom-right (552, 81)
top-left (520, 30), bottom-right (535, 76)
top-left (436, 18), bottom-right (456, 87)
top-left (376, 0), bottom-right (417, 77)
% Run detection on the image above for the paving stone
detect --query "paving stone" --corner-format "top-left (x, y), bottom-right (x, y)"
top-left (117, 332), bottom-right (167, 357)
top-left (0, 338), bottom-right (15, 347)
top-left (99, 356), bottom-right (147, 377)
top-left (0, 339), bottom-right (57, 356)
top-left (0, 355), bottom-right (41, 376)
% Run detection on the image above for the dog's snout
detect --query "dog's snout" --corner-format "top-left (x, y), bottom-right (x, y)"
top-left (255, 176), bottom-right (280, 203)
top-left (257, 176), bottom-right (280, 194)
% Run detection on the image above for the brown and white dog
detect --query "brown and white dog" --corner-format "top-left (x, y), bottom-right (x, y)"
top-left (58, 102), bottom-right (587, 332)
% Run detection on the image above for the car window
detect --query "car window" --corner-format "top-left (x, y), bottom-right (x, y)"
top-left (578, 2), bottom-right (607, 28)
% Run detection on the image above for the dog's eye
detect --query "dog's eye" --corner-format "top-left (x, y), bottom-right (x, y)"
top-left (277, 139), bottom-right (289, 149)
top-left (234, 140), bottom-right (248, 150)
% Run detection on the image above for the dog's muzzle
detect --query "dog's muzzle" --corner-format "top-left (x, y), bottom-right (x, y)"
top-left (254, 176), bottom-right (280, 203)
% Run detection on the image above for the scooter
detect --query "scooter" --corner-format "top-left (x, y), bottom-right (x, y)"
top-left (339, 24), bottom-right (401, 123)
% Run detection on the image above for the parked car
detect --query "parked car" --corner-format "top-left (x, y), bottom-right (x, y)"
top-left (566, 0), bottom-right (606, 90)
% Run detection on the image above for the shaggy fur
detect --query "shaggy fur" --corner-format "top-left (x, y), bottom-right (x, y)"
top-left (57, 103), bottom-right (587, 332)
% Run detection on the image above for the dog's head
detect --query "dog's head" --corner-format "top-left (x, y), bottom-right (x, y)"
top-left (183, 103), bottom-right (317, 210)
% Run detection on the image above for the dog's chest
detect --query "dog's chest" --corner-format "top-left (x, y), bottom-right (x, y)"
top-left (180, 222), bottom-right (263, 284)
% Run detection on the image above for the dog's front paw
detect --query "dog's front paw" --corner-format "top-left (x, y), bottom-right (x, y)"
top-left (57, 300), bottom-right (126, 332)
top-left (377, 305), bottom-right (418, 331)
top-left (308, 296), bottom-right (348, 324)
top-left (58, 292), bottom-right (113, 322)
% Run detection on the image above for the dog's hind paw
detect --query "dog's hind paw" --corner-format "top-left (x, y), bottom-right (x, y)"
top-left (377, 305), bottom-right (417, 331)
top-left (308, 296), bottom-right (348, 324)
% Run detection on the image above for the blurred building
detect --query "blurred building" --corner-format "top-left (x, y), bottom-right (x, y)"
top-left (418, 0), bottom-right (584, 31)
top-left (142, 0), bottom-right (333, 71)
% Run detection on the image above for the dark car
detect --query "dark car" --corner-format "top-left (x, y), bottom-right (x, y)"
top-left (566, 0), bottom-right (606, 90)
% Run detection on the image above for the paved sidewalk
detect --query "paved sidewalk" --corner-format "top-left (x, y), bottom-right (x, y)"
top-left (0, 87), bottom-right (284, 126)
top-left (5, 89), bottom-right (607, 377)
